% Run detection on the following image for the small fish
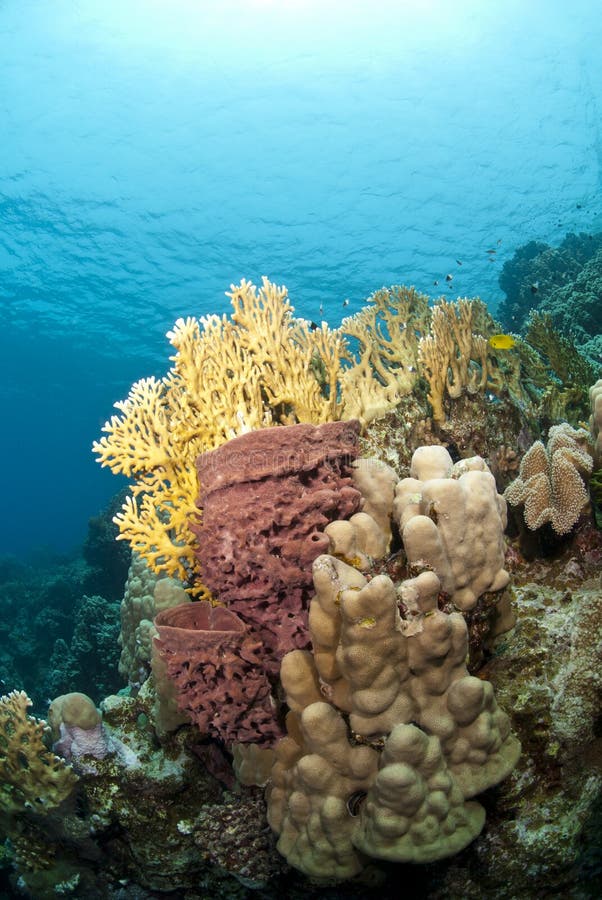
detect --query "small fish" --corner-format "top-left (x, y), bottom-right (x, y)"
top-left (489, 333), bottom-right (516, 350)
top-left (433, 279), bottom-right (439, 286)
top-left (445, 273), bottom-right (453, 282)
top-left (530, 281), bottom-right (539, 294)
top-left (576, 203), bottom-right (582, 209)
top-left (486, 248), bottom-right (497, 254)
top-left (486, 391), bottom-right (502, 404)
top-left (343, 298), bottom-right (349, 307)
top-left (456, 259), bottom-right (462, 265)
top-left (346, 790), bottom-right (367, 817)
top-left (497, 238), bottom-right (502, 245)
top-left (309, 321), bottom-right (319, 331)
top-left (319, 302), bottom-right (324, 315)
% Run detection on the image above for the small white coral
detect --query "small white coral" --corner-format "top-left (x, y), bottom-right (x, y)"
top-left (504, 423), bottom-right (593, 535)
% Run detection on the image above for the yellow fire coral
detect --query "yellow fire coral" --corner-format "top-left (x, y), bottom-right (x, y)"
top-left (93, 278), bottom-right (347, 587)
top-left (418, 298), bottom-right (493, 423)
top-left (94, 278), bottom-right (510, 589)
top-left (0, 691), bottom-right (78, 817)
top-left (338, 285), bottom-right (431, 422)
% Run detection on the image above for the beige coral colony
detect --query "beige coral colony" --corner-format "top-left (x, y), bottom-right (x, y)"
top-left (92, 278), bottom-right (599, 879)
top-left (7, 278), bottom-right (600, 889)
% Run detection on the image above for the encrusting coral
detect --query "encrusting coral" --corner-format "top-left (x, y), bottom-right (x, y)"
top-left (0, 691), bottom-right (78, 817)
top-left (504, 422), bottom-right (593, 535)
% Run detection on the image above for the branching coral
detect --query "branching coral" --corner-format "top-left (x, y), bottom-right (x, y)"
top-left (504, 423), bottom-right (593, 534)
top-left (93, 375), bottom-right (205, 589)
top-left (0, 691), bottom-right (78, 817)
top-left (525, 311), bottom-right (599, 420)
top-left (93, 278), bottom-right (348, 588)
top-left (94, 277), bottom-right (543, 594)
top-left (417, 298), bottom-right (497, 423)
top-left (338, 285), bottom-right (431, 422)
top-left (93, 279), bottom-right (444, 590)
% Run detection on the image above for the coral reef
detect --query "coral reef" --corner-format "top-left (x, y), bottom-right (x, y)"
top-left (82, 488), bottom-right (132, 603)
top-left (537, 247), bottom-right (602, 360)
top-left (46, 593), bottom-right (121, 704)
top-left (92, 278), bottom-right (349, 588)
top-left (15, 273), bottom-right (592, 898)
top-left (438, 543), bottom-right (602, 900)
top-left (591, 378), bottom-right (602, 465)
top-left (0, 556), bottom-right (120, 710)
top-left (524, 311), bottom-right (599, 421)
top-left (497, 230), bottom-right (602, 334)
top-left (93, 281), bottom-right (544, 592)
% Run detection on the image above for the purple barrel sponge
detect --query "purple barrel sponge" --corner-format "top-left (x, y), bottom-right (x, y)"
top-left (153, 601), bottom-right (283, 746)
top-left (192, 419), bottom-right (361, 674)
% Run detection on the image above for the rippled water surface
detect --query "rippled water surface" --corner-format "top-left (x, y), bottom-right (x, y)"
top-left (1, 0), bottom-right (601, 554)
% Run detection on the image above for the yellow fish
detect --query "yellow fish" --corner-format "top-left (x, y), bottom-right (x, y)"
top-left (489, 333), bottom-right (516, 350)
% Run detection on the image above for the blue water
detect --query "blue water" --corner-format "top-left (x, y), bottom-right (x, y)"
top-left (1, 0), bottom-right (601, 557)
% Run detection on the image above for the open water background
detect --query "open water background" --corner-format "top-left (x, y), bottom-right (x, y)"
top-left (1, 0), bottom-right (601, 556)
